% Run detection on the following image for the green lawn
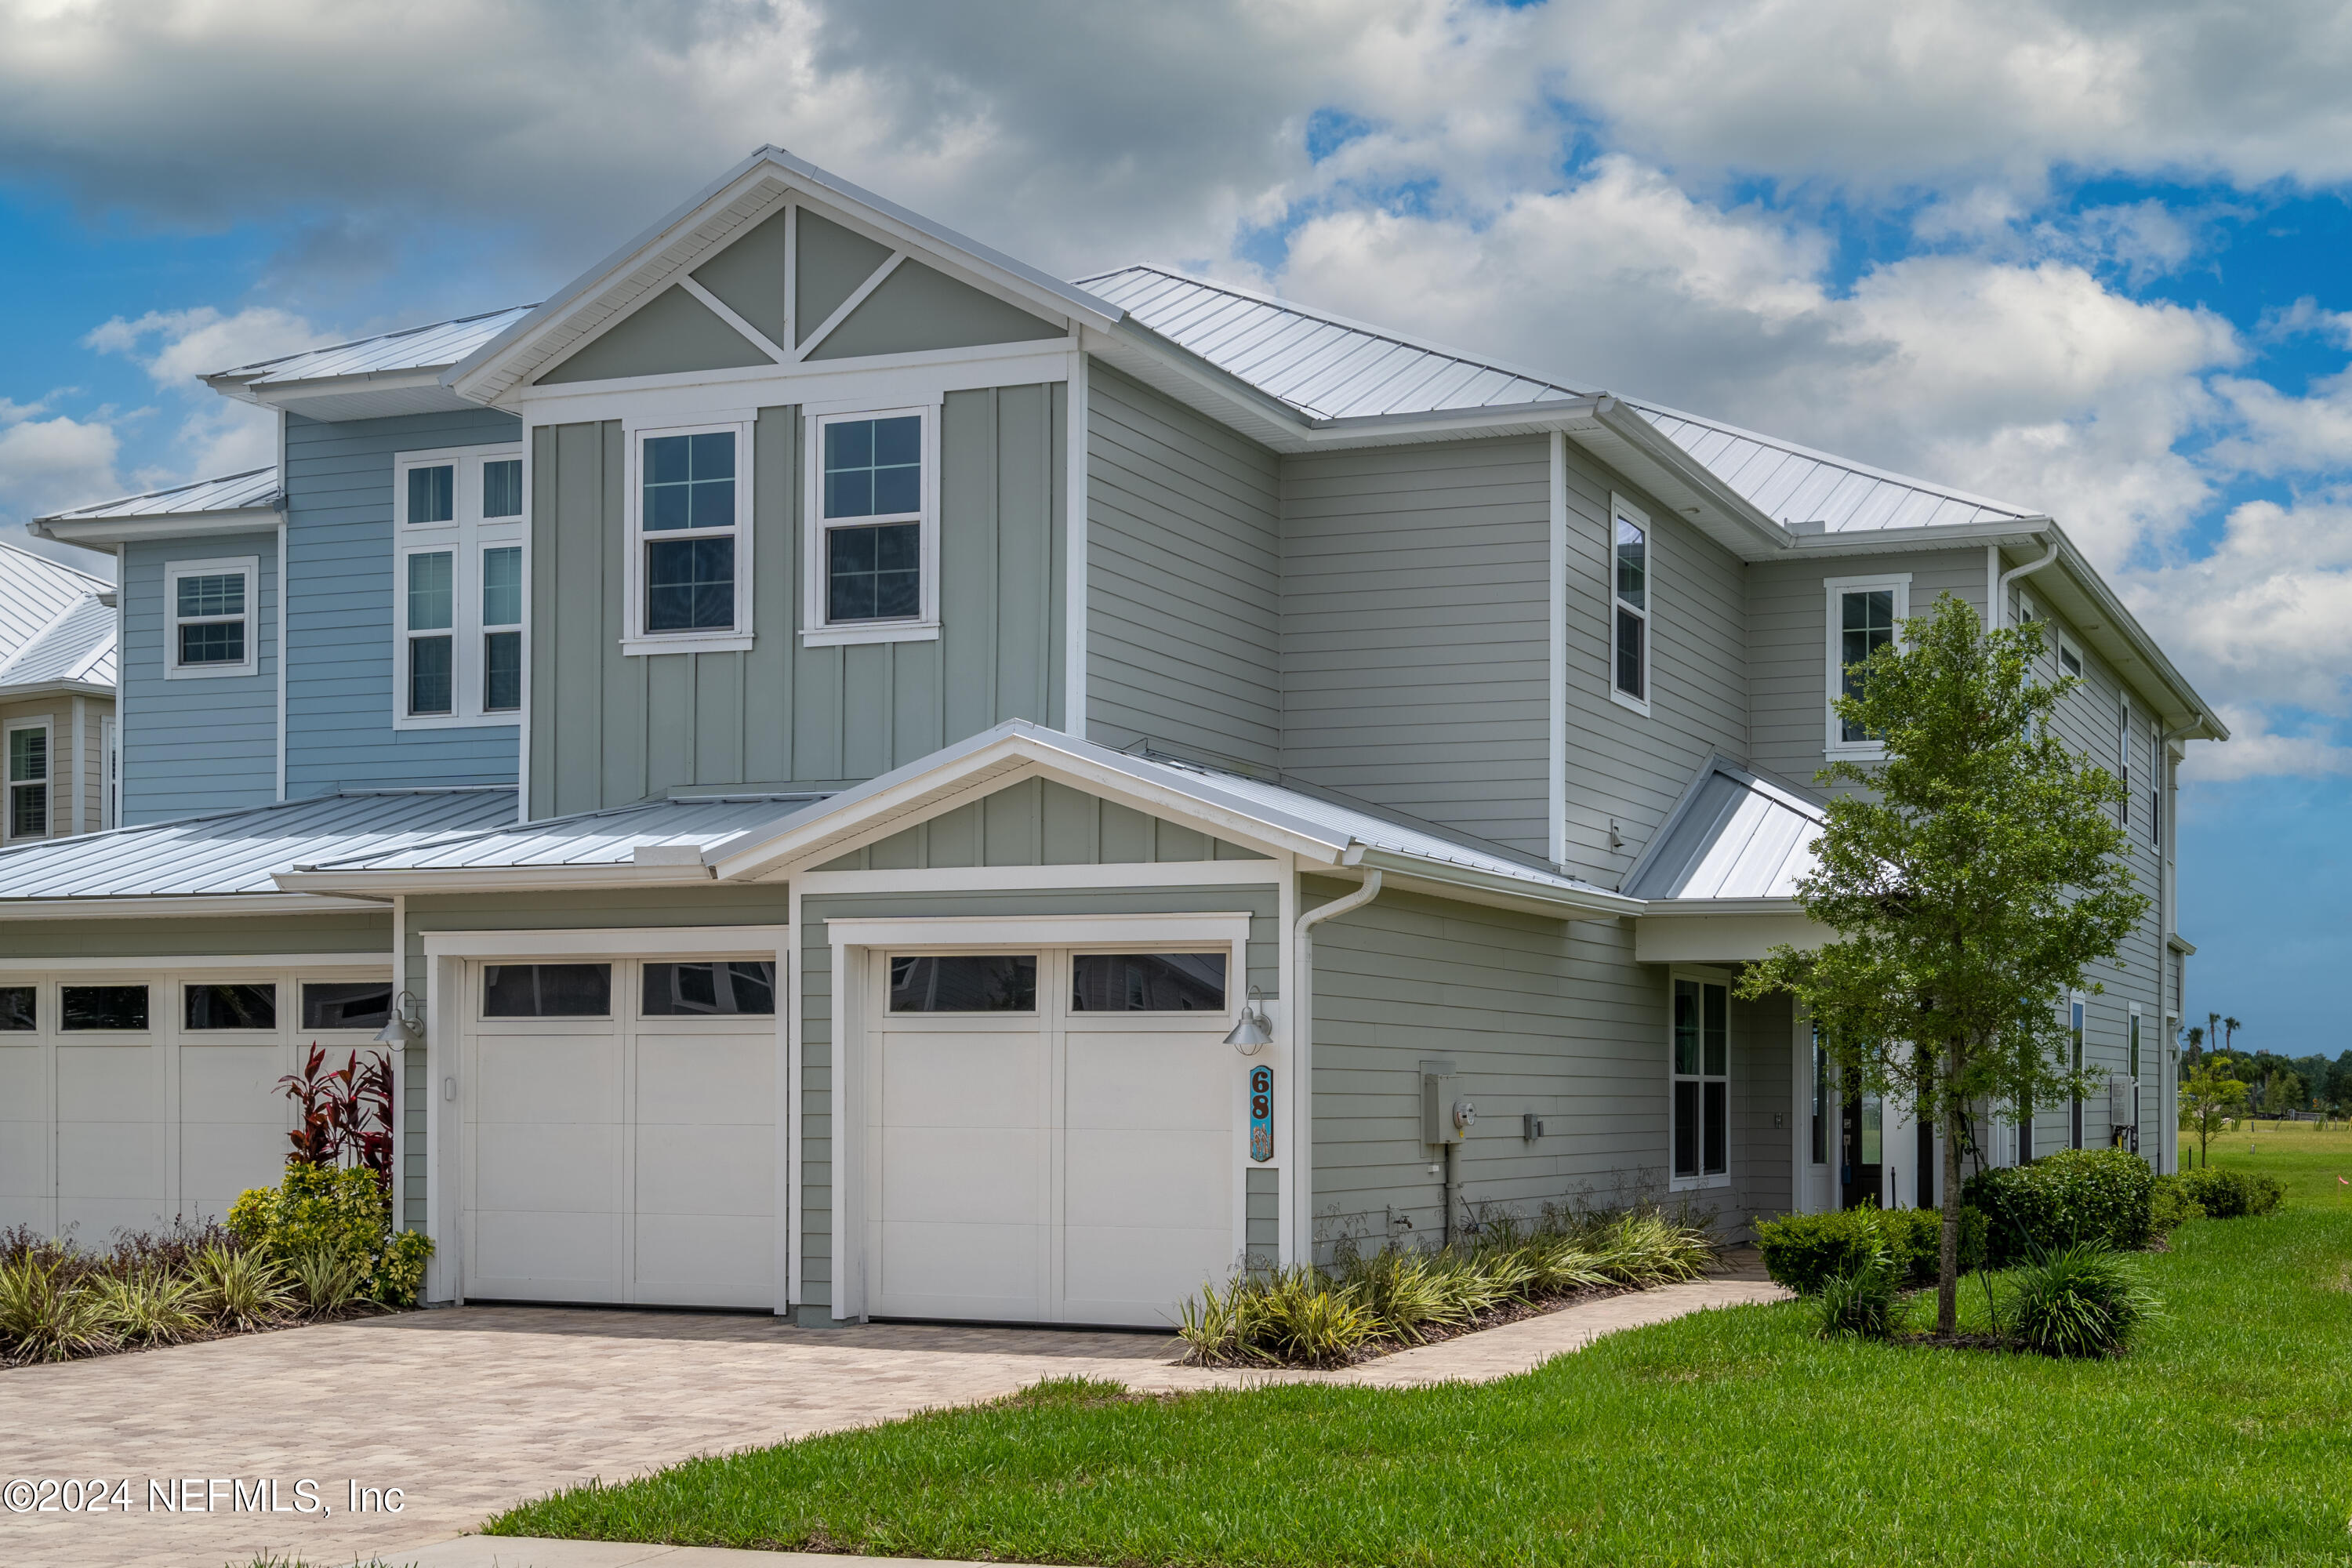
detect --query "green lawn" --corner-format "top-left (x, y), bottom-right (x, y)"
top-left (2197, 1116), bottom-right (2352, 1210)
top-left (492, 1209), bottom-right (2352, 1566)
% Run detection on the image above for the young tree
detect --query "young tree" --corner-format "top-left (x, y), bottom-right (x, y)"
top-left (1739, 592), bottom-right (2148, 1334)
top-left (2181, 1057), bottom-right (2249, 1163)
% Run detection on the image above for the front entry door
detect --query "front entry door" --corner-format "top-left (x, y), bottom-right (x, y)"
top-left (1840, 1091), bottom-right (1882, 1210)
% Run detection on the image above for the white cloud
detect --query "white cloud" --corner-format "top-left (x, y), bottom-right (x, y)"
top-left (2180, 707), bottom-right (2352, 782)
top-left (80, 306), bottom-right (324, 490)
top-left (0, 414), bottom-right (120, 528)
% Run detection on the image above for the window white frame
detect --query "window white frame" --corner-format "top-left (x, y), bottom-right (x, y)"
top-left (4, 716), bottom-right (51, 843)
top-left (98, 714), bottom-right (116, 832)
top-left (1824, 573), bottom-right (1911, 757)
top-left (2056, 635), bottom-right (2084, 680)
top-left (803, 404), bottom-right (942, 648)
top-left (393, 444), bottom-right (525, 728)
top-left (623, 420), bottom-right (753, 655)
top-left (1607, 493), bottom-right (1651, 715)
top-left (1667, 967), bottom-right (1733, 1191)
top-left (164, 556), bottom-right (259, 680)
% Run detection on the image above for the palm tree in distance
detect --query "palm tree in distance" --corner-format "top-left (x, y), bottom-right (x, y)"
top-left (2223, 1016), bottom-right (2242, 1054)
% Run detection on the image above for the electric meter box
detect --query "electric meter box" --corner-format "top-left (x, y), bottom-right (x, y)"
top-left (1421, 1070), bottom-right (1464, 1144)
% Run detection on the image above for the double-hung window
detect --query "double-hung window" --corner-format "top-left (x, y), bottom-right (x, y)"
top-left (806, 407), bottom-right (938, 646)
top-left (1824, 574), bottom-right (1909, 754)
top-left (1670, 975), bottom-right (1730, 1188)
top-left (165, 557), bottom-right (258, 679)
top-left (4, 718), bottom-right (48, 840)
top-left (1609, 495), bottom-right (1650, 710)
top-left (394, 445), bottom-right (524, 725)
top-left (627, 423), bottom-right (750, 652)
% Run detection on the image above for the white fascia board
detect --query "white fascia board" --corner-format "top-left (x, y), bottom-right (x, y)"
top-left (1350, 848), bottom-right (1644, 920)
top-left (272, 862), bottom-right (717, 895)
top-left (0, 892), bottom-right (389, 920)
top-left (34, 508), bottom-right (282, 547)
top-left (1633, 905), bottom-right (1831, 964)
top-left (1789, 517), bottom-right (2055, 558)
top-left (0, 678), bottom-right (114, 702)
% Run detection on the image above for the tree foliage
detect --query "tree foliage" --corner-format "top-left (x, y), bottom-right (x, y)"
top-left (1739, 591), bottom-right (2150, 1332)
top-left (2180, 1058), bottom-right (2249, 1163)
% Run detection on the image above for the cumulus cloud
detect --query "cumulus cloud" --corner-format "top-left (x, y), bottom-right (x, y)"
top-left (79, 307), bottom-right (328, 489)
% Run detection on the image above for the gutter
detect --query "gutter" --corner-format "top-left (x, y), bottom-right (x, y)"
top-left (274, 862), bottom-right (716, 895)
top-left (1994, 538), bottom-right (2060, 626)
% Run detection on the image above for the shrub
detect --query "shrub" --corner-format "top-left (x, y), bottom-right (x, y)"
top-left (2177, 1166), bottom-right (2285, 1219)
top-left (230, 1163), bottom-right (434, 1307)
top-left (0, 1254), bottom-right (117, 1363)
top-left (2148, 1174), bottom-right (2205, 1234)
top-left (289, 1247), bottom-right (369, 1318)
top-left (1756, 1207), bottom-right (1986, 1295)
top-left (2010, 1241), bottom-right (2158, 1356)
top-left (1964, 1148), bottom-right (2155, 1264)
top-left (189, 1244), bottom-right (293, 1331)
top-left (93, 1269), bottom-right (204, 1347)
top-left (1815, 1247), bottom-right (1898, 1340)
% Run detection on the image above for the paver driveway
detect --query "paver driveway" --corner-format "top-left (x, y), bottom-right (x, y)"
top-left (0, 1268), bottom-right (1784, 1568)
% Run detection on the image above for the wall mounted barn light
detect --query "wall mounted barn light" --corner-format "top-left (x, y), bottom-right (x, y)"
top-left (373, 989), bottom-right (425, 1047)
top-left (1223, 986), bottom-right (1272, 1054)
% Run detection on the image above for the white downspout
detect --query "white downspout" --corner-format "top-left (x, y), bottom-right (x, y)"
top-left (1290, 862), bottom-right (1382, 1263)
top-left (1993, 537), bottom-right (2060, 628)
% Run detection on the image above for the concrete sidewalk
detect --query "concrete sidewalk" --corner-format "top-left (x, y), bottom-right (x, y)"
top-left (394, 1541), bottom-right (1057, 1567)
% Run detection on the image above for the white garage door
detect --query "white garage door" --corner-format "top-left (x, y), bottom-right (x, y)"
top-left (865, 947), bottom-right (1238, 1328)
top-left (464, 956), bottom-right (777, 1309)
top-left (0, 967), bottom-right (394, 1240)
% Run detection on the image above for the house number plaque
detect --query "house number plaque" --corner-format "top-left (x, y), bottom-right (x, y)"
top-left (1250, 1065), bottom-right (1274, 1161)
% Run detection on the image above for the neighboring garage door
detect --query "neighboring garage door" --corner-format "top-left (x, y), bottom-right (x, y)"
top-left (865, 947), bottom-right (1237, 1327)
top-left (463, 956), bottom-right (777, 1309)
top-left (0, 967), bottom-right (394, 1239)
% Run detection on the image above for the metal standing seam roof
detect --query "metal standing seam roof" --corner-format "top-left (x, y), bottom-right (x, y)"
top-left (0, 542), bottom-right (109, 663)
top-left (36, 466), bottom-right (281, 525)
top-left (0, 788), bottom-right (517, 902)
top-left (205, 305), bottom-right (540, 390)
top-left (1622, 761), bottom-right (1825, 902)
top-left (0, 593), bottom-right (115, 688)
top-left (292, 793), bottom-right (832, 873)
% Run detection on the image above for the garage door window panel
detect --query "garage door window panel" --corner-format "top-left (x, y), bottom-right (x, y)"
top-left (1070, 953), bottom-right (1226, 1012)
top-left (63, 985), bottom-right (148, 1032)
top-left (0, 985), bottom-right (31, 1030)
top-left (184, 983), bottom-right (277, 1032)
top-left (482, 964), bottom-right (612, 1018)
top-left (888, 954), bottom-right (1037, 1012)
top-left (641, 960), bottom-right (775, 1017)
top-left (303, 982), bottom-right (392, 1030)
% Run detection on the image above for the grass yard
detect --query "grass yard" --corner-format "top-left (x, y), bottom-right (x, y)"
top-left (2196, 1116), bottom-right (2352, 1210)
top-left (492, 1209), bottom-right (2352, 1567)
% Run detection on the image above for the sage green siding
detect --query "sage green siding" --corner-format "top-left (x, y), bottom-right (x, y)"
top-left (1244, 1166), bottom-right (1279, 1272)
top-left (691, 209), bottom-right (789, 346)
top-left (535, 286), bottom-right (771, 385)
top-left (529, 383), bottom-right (1065, 816)
top-left (1086, 368), bottom-right (1281, 768)
top-left (808, 260), bottom-right (1064, 360)
top-left (796, 211), bottom-right (893, 344)
top-left (815, 777), bottom-right (1267, 870)
top-left (0, 913), bottom-right (388, 960)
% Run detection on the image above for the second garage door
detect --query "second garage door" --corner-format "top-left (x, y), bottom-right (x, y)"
top-left (863, 946), bottom-right (1239, 1328)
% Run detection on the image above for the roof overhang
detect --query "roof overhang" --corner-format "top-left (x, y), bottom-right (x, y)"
top-left (0, 678), bottom-right (113, 702)
top-left (1632, 896), bottom-right (1831, 964)
top-left (0, 892), bottom-right (388, 920)
top-left (34, 507), bottom-right (281, 548)
top-left (274, 862), bottom-right (716, 896)
top-left (205, 367), bottom-right (481, 423)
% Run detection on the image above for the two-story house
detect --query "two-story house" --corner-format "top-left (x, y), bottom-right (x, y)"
top-left (2, 147), bottom-right (2221, 1327)
top-left (0, 539), bottom-right (117, 845)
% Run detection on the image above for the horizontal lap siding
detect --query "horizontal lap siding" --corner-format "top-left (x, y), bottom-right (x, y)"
top-left (1283, 439), bottom-right (1552, 858)
top-left (1086, 368), bottom-right (1280, 768)
top-left (283, 409), bottom-right (524, 798)
top-left (1557, 447), bottom-right (1749, 885)
top-left (122, 536), bottom-right (279, 822)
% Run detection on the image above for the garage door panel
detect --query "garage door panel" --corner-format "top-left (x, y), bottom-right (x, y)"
top-left (180, 1121), bottom-right (289, 1207)
top-left (0, 1120), bottom-right (44, 1196)
top-left (1065, 1127), bottom-right (1230, 1231)
top-left (880, 1124), bottom-right (1044, 1225)
top-left (1063, 1224), bottom-right (1233, 1323)
top-left (57, 1046), bottom-right (159, 1121)
top-left (0, 1044), bottom-right (40, 1106)
top-left (477, 1122), bottom-right (625, 1214)
top-left (471, 1207), bottom-right (623, 1297)
top-left (1065, 1035), bottom-right (1225, 1129)
top-left (56, 1121), bottom-right (162, 1201)
top-left (877, 1030), bottom-right (1044, 1126)
top-left (877, 1219), bottom-right (1044, 1315)
top-left (636, 1123), bottom-right (771, 1215)
top-left (636, 1034), bottom-right (772, 1124)
top-left (636, 1214), bottom-right (772, 1306)
top-left (60, 1196), bottom-right (180, 1239)
top-left (478, 1035), bottom-right (620, 1123)
top-left (180, 1047), bottom-right (289, 1121)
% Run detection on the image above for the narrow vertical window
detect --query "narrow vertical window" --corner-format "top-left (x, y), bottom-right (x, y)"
top-left (2118, 695), bottom-right (2132, 830)
top-left (2149, 727), bottom-right (2162, 846)
top-left (2129, 1010), bottom-right (2141, 1080)
top-left (5, 722), bottom-right (47, 840)
top-left (393, 445), bottom-right (524, 724)
top-left (481, 545), bottom-right (523, 713)
top-left (406, 550), bottom-right (455, 717)
top-left (1671, 975), bottom-right (1730, 1185)
top-left (811, 409), bottom-right (932, 639)
top-left (2069, 997), bottom-right (2086, 1150)
top-left (1610, 501), bottom-right (1649, 706)
top-left (1810, 1025), bottom-right (1828, 1166)
top-left (1838, 590), bottom-right (1895, 742)
top-left (640, 429), bottom-right (739, 634)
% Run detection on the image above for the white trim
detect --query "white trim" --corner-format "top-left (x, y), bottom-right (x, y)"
top-left (36, 510), bottom-right (281, 547)
top-left (510, 343), bottom-right (1076, 423)
top-left (3, 714), bottom-right (54, 842)
top-left (675, 274), bottom-right (790, 365)
top-left (1607, 493), bottom-right (1651, 717)
top-left (97, 713), bottom-right (117, 832)
top-left (623, 419), bottom-right (755, 654)
top-left (1823, 572), bottom-right (1911, 757)
top-left (0, 893), bottom-right (387, 920)
top-left (0, 951), bottom-right (393, 974)
top-left (1548, 433), bottom-right (1568, 866)
top-left (163, 556), bottom-right (260, 680)
top-left (794, 860), bottom-right (1279, 895)
top-left (1666, 967), bottom-right (1733, 1192)
top-left (822, 912), bottom-right (1251, 950)
top-left (800, 403), bottom-right (941, 645)
top-left (69, 695), bottom-right (84, 836)
top-left (423, 924), bottom-right (789, 960)
top-left (274, 516), bottom-right (287, 799)
top-left (391, 444), bottom-right (526, 728)
top-left (1065, 349), bottom-right (1088, 738)
top-left (794, 252), bottom-right (907, 361)
top-left (516, 423), bottom-right (535, 823)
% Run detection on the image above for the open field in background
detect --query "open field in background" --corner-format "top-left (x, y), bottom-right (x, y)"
top-left (2194, 1116), bottom-right (2352, 1208)
top-left (493, 1210), bottom-right (2352, 1568)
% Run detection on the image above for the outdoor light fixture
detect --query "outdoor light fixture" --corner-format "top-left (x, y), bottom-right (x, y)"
top-left (1223, 986), bottom-right (1272, 1054)
top-left (373, 989), bottom-right (425, 1047)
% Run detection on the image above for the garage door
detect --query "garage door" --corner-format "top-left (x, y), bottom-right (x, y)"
top-left (865, 947), bottom-right (1237, 1327)
top-left (464, 956), bottom-right (776, 1309)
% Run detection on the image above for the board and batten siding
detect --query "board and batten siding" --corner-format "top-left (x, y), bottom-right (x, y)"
top-left (1556, 446), bottom-right (1751, 887)
top-left (813, 776), bottom-right (1270, 871)
top-left (1281, 437), bottom-right (1555, 859)
top-left (120, 535), bottom-right (278, 823)
top-left (282, 408), bottom-right (524, 799)
top-left (530, 384), bottom-right (1065, 818)
top-left (1085, 367), bottom-right (1282, 769)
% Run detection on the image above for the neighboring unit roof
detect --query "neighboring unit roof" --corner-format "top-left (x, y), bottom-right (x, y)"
top-left (0, 591), bottom-right (114, 690)
top-left (0, 540), bottom-right (107, 662)
top-left (1622, 759), bottom-right (1824, 903)
top-left (208, 305), bottom-right (539, 391)
top-left (0, 788), bottom-right (517, 906)
top-left (292, 793), bottom-right (832, 874)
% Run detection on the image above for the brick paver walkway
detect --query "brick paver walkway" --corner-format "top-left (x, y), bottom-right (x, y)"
top-left (0, 1263), bottom-right (1785, 1568)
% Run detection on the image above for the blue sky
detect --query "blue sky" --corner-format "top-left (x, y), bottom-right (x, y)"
top-left (0, 0), bottom-right (2346, 1053)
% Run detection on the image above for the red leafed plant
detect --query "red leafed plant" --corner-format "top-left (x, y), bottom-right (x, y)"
top-left (275, 1044), bottom-right (397, 1193)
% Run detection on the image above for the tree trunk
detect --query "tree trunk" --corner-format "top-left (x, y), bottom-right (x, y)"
top-left (1937, 1043), bottom-right (1965, 1334)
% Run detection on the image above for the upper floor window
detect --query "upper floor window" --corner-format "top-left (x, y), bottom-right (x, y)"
top-left (395, 445), bottom-right (524, 727)
top-left (1609, 495), bottom-right (1650, 712)
top-left (2057, 638), bottom-right (2083, 679)
top-left (626, 423), bottom-right (750, 653)
top-left (1824, 574), bottom-right (1908, 754)
top-left (5, 718), bottom-right (48, 841)
top-left (2148, 726), bottom-right (2163, 847)
top-left (805, 407), bottom-right (938, 648)
top-left (2118, 694), bottom-right (2132, 831)
top-left (165, 557), bottom-right (258, 680)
